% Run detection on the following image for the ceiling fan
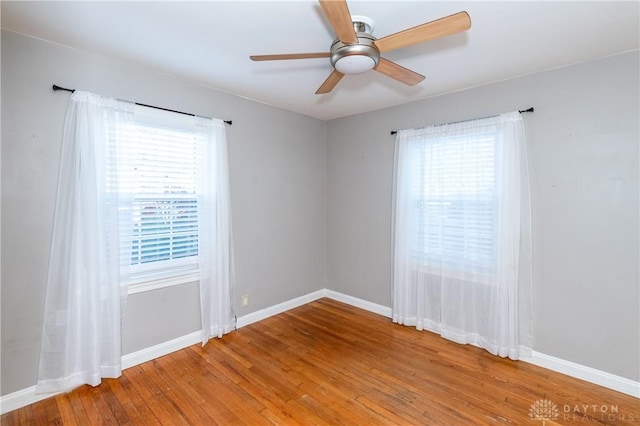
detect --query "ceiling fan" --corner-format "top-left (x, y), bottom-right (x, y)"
top-left (250, 0), bottom-right (471, 94)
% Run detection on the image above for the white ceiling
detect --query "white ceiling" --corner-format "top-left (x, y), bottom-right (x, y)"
top-left (2, 1), bottom-right (638, 121)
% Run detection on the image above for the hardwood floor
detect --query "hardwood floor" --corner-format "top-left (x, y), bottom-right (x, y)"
top-left (3, 298), bottom-right (639, 425)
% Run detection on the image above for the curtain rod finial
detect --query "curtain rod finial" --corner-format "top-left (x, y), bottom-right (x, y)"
top-left (53, 84), bottom-right (75, 93)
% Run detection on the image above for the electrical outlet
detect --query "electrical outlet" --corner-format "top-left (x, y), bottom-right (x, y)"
top-left (241, 294), bottom-right (249, 308)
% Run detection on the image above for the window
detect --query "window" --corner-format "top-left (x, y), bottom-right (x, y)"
top-left (408, 125), bottom-right (499, 277)
top-left (117, 106), bottom-right (205, 292)
top-left (393, 112), bottom-right (532, 358)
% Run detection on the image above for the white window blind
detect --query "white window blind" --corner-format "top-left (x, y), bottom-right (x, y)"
top-left (116, 106), bottom-right (204, 283)
top-left (409, 126), bottom-right (498, 275)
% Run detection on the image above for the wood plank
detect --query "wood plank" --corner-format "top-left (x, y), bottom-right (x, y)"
top-left (3, 298), bottom-right (639, 425)
top-left (124, 365), bottom-right (188, 425)
top-left (117, 372), bottom-right (162, 425)
top-left (55, 392), bottom-right (87, 425)
top-left (137, 360), bottom-right (216, 425)
top-left (101, 377), bottom-right (146, 425)
top-left (73, 385), bottom-right (104, 425)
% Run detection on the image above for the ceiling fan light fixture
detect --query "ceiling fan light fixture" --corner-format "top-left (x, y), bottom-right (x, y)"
top-left (335, 55), bottom-right (376, 74)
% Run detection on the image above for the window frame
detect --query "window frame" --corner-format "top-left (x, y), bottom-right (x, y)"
top-left (119, 105), bottom-right (203, 295)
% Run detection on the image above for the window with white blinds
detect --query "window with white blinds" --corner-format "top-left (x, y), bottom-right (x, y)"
top-left (117, 105), bottom-right (204, 287)
top-left (410, 127), bottom-right (498, 274)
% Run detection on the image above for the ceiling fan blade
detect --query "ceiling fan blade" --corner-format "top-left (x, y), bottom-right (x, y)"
top-left (250, 52), bottom-right (330, 61)
top-left (315, 70), bottom-right (345, 94)
top-left (374, 11), bottom-right (471, 53)
top-left (319, 0), bottom-right (358, 44)
top-left (374, 58), bottom-right (425, 86)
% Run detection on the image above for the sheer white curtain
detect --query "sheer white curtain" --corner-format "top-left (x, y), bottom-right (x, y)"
top-left (392, 111), bottom-right (532, 360)
top-left (37, 92), bottom-right (134, 393)
top-left (195, 117), bottom-right (235, 344)
top-left (37, 92), bottom-right (235, 392)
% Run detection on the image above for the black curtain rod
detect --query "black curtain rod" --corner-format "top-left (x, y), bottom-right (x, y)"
top-left (52, 85), bottom-right (232, 126)
top-left (389, 107), bottom-right (534, 135)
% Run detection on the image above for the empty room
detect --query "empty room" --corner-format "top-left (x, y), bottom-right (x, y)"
top-left (1, 1), bottom-right (639, 424)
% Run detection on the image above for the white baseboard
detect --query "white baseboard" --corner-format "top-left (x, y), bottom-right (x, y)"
top-left (121, 330), bottom-right (202, 370)
top-left (2, 288), bottom-right (637, 414)
top-left (324, 289), bottom-right (392, 318)
top-left (235, 289), bottom-right (326, 328)
top-left (522, 351), bottom-right (640, 398)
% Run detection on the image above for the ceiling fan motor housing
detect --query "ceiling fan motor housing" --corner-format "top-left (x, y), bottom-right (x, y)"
top-left (330, 33), bottom-right (380, 74)
top-left (330, 16), bottom-right (380, 75)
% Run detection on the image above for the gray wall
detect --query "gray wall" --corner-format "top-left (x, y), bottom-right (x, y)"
top-left (326, 51), bottom-right (639, 381)
top-left (1, 30), bottom-right (327, 395)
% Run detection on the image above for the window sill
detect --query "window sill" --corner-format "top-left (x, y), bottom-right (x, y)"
top-left (127, 271), bottom-right (199, 295)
